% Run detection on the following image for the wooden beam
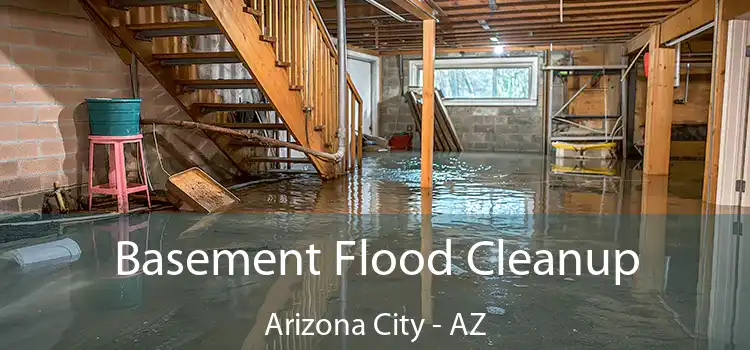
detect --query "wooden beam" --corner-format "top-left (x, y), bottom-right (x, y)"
top-left (443, 3), bottom-right (682, 21)
top-left (351, 29), bottom-right (640, 41)
top-left (441, 0), bottom-right (685, 15)
top-left (362, 36), bottom-right (630, 50)
top-left (421, 19), bottom-right (436, 189)
top-left (626, 0), bottom-right (715, 53)
top-left (349, 25), bottom-right (649, 40)
top-left (432, 0), bottom-right (684, 9)
top-left (659, 0), bottom-right (715, 44)
top-left (723, 0), bottom-right (750, 19)
top-left (392, 0), bottom-right (436, 20)
top-left (643, 25), bottom-right (676, 176)
top-left (346, 44), bottom-right (379, 57)
top-left (379, 44), bottom-right (592, 56)
top-left (444, 7), bottom-right (675, 23)
top-left (626, 26), bottom-right (651, 53)
top-left (702, 1), bottom-right (728, 204)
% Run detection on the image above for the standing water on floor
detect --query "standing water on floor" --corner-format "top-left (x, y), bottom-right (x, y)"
top-left (0, 152), bottom-right (745, 349)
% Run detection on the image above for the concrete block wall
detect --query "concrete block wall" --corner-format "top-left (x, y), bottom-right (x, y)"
top-left (379, 51), bottom-right (546, 153)
top-left (0, 4), bottom-right (239, 213)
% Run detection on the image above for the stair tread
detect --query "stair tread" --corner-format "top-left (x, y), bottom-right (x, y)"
top-left (177, 79), bottom-right (258, 89)
top-left (249, 157), bottom-right (311, 163)
top-left (128, 20), bottom-right (217, 31)
top-left (194, 103), bottom-right (275, 112)
top-left (128, 20), bottom-right (222, 38)
top-left (153, 52), bottom-right (241, 65)
top-left (212, 123), bottom-right (286, 129)
top-left (153, 52), bottom-right (237, 59)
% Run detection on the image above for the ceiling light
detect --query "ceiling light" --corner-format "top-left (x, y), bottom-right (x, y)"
top-left (493, 45), bottom-right (505, 55)
top-left (490, 37), bottom-right (499, 42)
top-left (478, 19), bottom-right (491, 31)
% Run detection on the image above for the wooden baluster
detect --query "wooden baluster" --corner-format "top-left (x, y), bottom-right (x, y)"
top-left (332, 57), bottom-right (337, 151)
top-left (324, 48), bottom-right (329, 148)
top-left (321, 43), bottom-right (326, 146)
top-left (312, 31), bottom-right (318, 147)
top-left (305, 2), bottom-right (311, 92)
top-left (323, 34), bottom-right (327, 146)
top-left (349, 90), bottom-right (355, 172)
top-left (333, 56), bottom-right (337, 150)
top-left (279, 0), bottom-right (285, 63)
top-left (320, 32), bottom-right (325, 146)
top-left (268, 0), bottom-right (275, 39)
top-left (357, 99), bottom-right (364, 169)
top-left (296, 0), bottom-right (302, 85)
top-left (286, 0), bottom-right (292, 66)
top-left (259, 0), bottom-right (266, 35)
top-left (316, 34), bottom-right (322, 145)
top-left (289, 0), bottom-right (295, 86)
top-left (273, 0), bottom-right (280, 58)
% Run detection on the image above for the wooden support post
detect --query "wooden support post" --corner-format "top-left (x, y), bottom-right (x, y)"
top-left (644, 25), bottom-right (676, 176)
top-left (703, 3), bottom-right (729, 204)
top-left (420, 19), bottom-right (436, 189)
top-left (634, 175), bottom-right (669, 293)
top-left (420, 191), bottom-right (433, 324)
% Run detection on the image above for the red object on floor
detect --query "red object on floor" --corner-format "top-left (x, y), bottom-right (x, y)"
top-left (644, 52), bottom-right (650, 78)
top-left (389, 133), bottom-right (413, 150)
top-left (88, 134), bottom-right (151, 213)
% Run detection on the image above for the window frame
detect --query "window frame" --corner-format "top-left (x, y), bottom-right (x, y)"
top-left (408, 56), bottom-right (540, 107)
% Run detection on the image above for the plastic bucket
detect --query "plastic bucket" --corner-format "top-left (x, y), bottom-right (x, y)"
top-left (86, 98), bottom-right (141, 136)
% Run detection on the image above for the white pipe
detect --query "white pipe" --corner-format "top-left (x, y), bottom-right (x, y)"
top-left (665, 22), bottom-right (714, 47)
top-left (3, 238), bottom-right (81, 268)
top-left (675, 42), bottom-right (682, 87)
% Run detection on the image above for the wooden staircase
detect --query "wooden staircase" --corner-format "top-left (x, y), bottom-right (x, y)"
top-left (79, 0), bottom-right (363, 179)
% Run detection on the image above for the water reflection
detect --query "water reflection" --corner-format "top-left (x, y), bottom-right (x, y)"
top-left (0, 152), bottom-right (745, 349)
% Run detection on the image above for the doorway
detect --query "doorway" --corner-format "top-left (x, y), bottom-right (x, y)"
top-left (347, 50), bottom-right (380, 137)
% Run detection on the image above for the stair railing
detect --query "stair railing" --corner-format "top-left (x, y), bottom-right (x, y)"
top-left (253, 0), bottom-right (363, 171)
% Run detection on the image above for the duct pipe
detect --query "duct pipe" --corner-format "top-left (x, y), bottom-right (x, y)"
top-left (336, 0), bottom-right (347, 165)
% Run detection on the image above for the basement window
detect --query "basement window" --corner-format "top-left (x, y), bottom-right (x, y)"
top-left (408, 57), bottom-right (539, 106)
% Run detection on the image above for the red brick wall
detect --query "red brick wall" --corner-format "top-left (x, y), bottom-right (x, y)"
top-left (0, 4), bottom-right (238, 212)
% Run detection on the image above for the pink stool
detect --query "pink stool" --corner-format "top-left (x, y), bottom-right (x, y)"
top-left (88, 134), bottom-right (151, 213)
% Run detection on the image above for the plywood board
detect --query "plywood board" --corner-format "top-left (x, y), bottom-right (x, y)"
top-left (167, 167), bottom-right (239, 213)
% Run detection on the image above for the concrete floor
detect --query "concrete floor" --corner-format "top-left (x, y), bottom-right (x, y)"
top-left (0, 152), bottom-right (746, 349)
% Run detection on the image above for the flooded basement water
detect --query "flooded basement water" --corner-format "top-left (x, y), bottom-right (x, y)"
top-left (0, 152), bottom-right (746, 349)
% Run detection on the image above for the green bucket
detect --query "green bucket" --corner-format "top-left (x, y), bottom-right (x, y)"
top-left (86, 98), bottom-right (141, 136)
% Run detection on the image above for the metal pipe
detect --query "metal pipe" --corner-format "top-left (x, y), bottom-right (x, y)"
top-left (684, 63), bottom-right (691, 102)
top-left (665, 21), bottom-right (714, 47)
top-left (362, 0), bottom-right (408, 22)
top-left (674, 42), bottom-right (682, 87)
top-left (337, 0), bottom-right (347, 162)
top-left (426, 0), bottom-right (446, 16)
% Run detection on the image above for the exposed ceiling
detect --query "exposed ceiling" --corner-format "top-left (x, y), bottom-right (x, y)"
top-left (315, 0), bottom-right (693, 53)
